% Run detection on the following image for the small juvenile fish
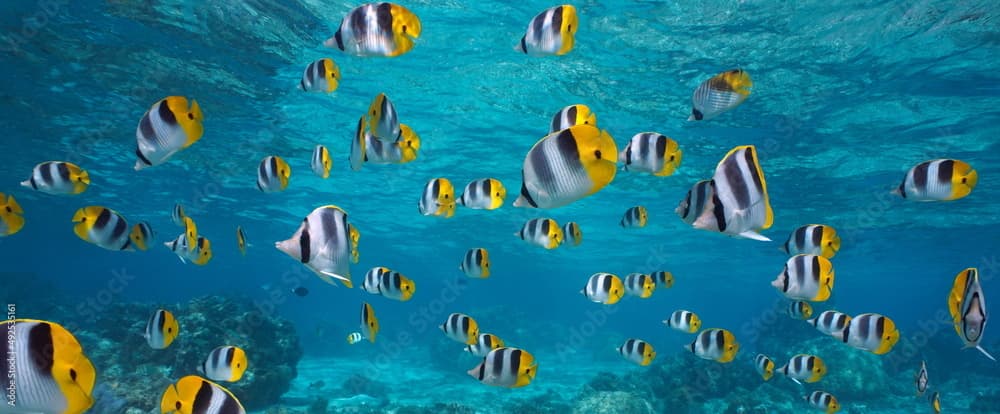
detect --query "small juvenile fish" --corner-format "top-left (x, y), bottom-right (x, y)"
top-left (300, 58), bottom-right (341, 93)
top-left (311, 144), bottom-right (332, 178)
top-left (620, 206), bottom-right (648, 228)
top-left (689, 69), bottom-right (752, 121)
top-left (460, 248), bottom-right (490, 279)
top-left (515, 5), bottom-right (578, 56)
top-left (581, 273), bottom-right (624, 305)
top-left (618, 338), bottom-right (656, 366)
top-left (562, 222), bottom-right (582, 246)
top-left (257, 155), bottom-right (291, 193)
top-left (21, 161), bottom-right (90, 195)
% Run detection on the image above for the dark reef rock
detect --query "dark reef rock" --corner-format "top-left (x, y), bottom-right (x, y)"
top-left (71, 295), bottom-right (302, 411)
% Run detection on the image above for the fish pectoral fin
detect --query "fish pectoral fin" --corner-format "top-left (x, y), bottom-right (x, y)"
top-left (790, 378), bottom-right (803, 386)
top-left (975, 345), bottom-right (997, 362)
top-left (737, 230), bottom-right (771, 242)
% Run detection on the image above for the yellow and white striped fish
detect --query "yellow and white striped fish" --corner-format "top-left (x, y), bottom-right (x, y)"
top-left (808, 310), bottom-right (852, 338)
top-left (361, 266), bottom-right (415, 301)
top-left (129, 221), bottom-right (154, 251)
top-left (915, 360), bottom-right (929, 397)
top-left (324, 3), bottom-right (421, 58)
top-left (0, 192), bottom-right (25, 236)
top-left (693, 145), bottom-right (773, 241)
top-left (804, 391), bottom-right (840, 414)
top-left (516, 218), bottom-right (563, 249)
top-left (202, 346), bottom-right (248, 383)
top-left (300, 58), bottom-right (341, 93)
top-left (311, 144), bottom-right (332, 178)
top-left (346, 332), bottom-right (363, 345)
top-left (134, 96), bottom-right (204, 170)
top-left (581, 273), bottom-right (625, 305)
top-left (623, 273), bottom-right (655, 298)
top-left (465, 333), bottom-right (505, 358)
top-left (363, 124), bottom-right (420, 164)
top-left (21, 161), bottom-right (90, 195)
top-left (618, 133), bottom-right (683, 177)
top-left (441, 313), bottom-right (479, 345)
top-left (348, 223), bottom-right (360, 264)
top-left (418, 178), bottom-right (456, 218)
top-left (620, 206), bottom-right (648, 228)
top-left (460, 248), bottom-right (490, 279)
top-left (779, 354), bottom-right (826, 384)
top-left (663, 310), bottom-right (701, 334)
top-left (236, 225), bottom-right (249, 256)
top-left (515, 5), bottom-right (578, 56)
top-left (754, 354), bottom-right (775, 381)
top-left (145, 309), bottom-right (180, 350)
top-left (652, 271), bottom-right (674, 289)
top-left (562, 221), bottom-right (582, 246)
top-left (360, 302), bottom-right (380, 343)
top-left (350, 116), bottom-right (367, 171)
top-left (275, 205), bottom-right (354, 288)
top-left (688, 69), bottom-right (752, 121)
top-left (367, 93), bottom-right (401, 141)
top-left (171, 203), bottom-right (187, 226)
top-left (467, 347), bottom-right (538, 388)
top-left (949, 268), bottom-right (995, 360)
top-left (687, 328), bottom-right (739, 363)
top-left (0, 319), bottom-right (96, 414)
top-left (788, 300), bottom-right (814, 320)
top-left (160, 376), bottom-right (245, 414)
top-left (783, 224), bottom-right (841, 259)
top-left (257, 155), bottom-right (291, 192)
top-left (771, 254), bottom-right (835, 302)
top-left (894, 159), bottom-right (977, 201)
top-left (513, 125), bottom-right (617, 209)
top-left (841, 313), bottom-right (899, 355)
top-left (72, 206), bottom-right (134, 251)
top-left (458, 178), bottom-right (506, 210)
top-left (550, 104), bottom-right (597, 132)
top-left (618, 338), bottom-right (656, 366)
top-left (165, 233), bottom-right (213, 265)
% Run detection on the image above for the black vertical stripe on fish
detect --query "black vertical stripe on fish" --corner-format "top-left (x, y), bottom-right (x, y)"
top-left (795, 227), bottom-right (807, 252)
top-left (691, 108), bottom-right (704, 120)
top-left (156, 310), bottom-right (166, 335)
top-left (858, 315), bottom-right (871, 340)
top-left (637, 341), bottom-right (647, 356)
top-left (794, 256), bottom-right (806, 285)
top-left (810, 256), bottom-right (821, 284)
top-left (519, 36), bottom-right (527, 54)
top-left (393, 272), bottom-right (401, 290)
top-left (481, 178), bottom-right (491, 197)
top-left (29, 175), bottom-right (37, 189)
top-left (110, 215), bottom-right (128, 243)
top-left (191, 380), bottom-right (214, 414)
top-left (305, 61), bottom-right (316, 83)
top-left (334, 29), bottom-right (345, 50)
top-left (913, 161), bottom-right (929, 191)
top-left (461, 315), bottom-right (470, 335)
top-left (709, 181), bottom-right (728, 231)
top-left (258, 160), bottom-right (268, 186)
top-left (655, 134), bottom-right (667, 159)
top-left (550, 6), bottom-right (563, 36)
top-left (601, 275), bottom-right (612, 294)
top-left (822, 312), bottom-right (834, 326)
top-left (139, 114), bottom-right (156, 141)
top-left (299, 220), bottom-right (311, 263)
top-left (805, 356), bottom-right (814, 371)
top-left (937, 159), bottom-right (954, 185)
top-left (448, 314), bottom-right (459, 332)
top-left (531, 11), bottom-right (545, 43)
top-left (742, 147), bottom-right (764, 195)
top-left (793, 356), bottom-right (802, 372)
top-left (224, 347), bottom-right (235, 365)
top-left (565, 105), bottom-right (577, 128)
top-left (811, 226), bottom-right (823, 249)
top-left (680, 189), bottom-right (691, 217)
top-left (875, 315), bottom-right (886, 339)
top-left (157, 99), bottom-right (178, 126)
top-left (540, 219), bottom-right (550, 236)
top-left (219, 394), bottom-right (241, 414)
top-left (475, 362), bottom-right (485, 380)
top-left (27, 322), bottom-right (55, 376)
top-left (722, 152), bottom-right (751, 208)
top-left (136, 147), bottom-right (153, 166)
top-left (475, 248), bottom-right (483, 265)
top-left (588, 275), bottom-right (598, 295)
top-left (40, 162), bottom-right (54, 185)
top-left (781, 269), bottom-right (790, 292)
top-left (94, 208), bottom-right (112, 230)
top-left (699, 330), bottom-right (711, 350)
top-left (638, 135), bottom-right (650, 162)
top-left (267, 157), bottom-right (278, 184)
top-left (375, 2), bottom-right (393, 33)
top-left (492, 349), bottom-right (505, 377)
top-left (683, 312), bottom-right (693, 325)
top-left (349, 6), bottom-right (368, 37)
top-left (431, 179), bottom-right (440, 201)
top-left (56, 162), bottom-right (70, 182)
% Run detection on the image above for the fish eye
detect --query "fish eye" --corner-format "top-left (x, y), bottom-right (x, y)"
top-left (187, 113), bottom-right (194, 120)
top-left (70, 369), bottom-right (77, 381)
top-left (669, 155), bottom-right (675, 161)
top-left (594, 150), bottom-right (602, 159)
top-left (5, 207), bottom-right (10, 213)
top-left (567, 25), bottom-right (572, 32)
top-left (402, 25), bottom-right (407, 33)
top-left (962, 178), bottom-right (967, 183)
top-left (168, 327), bottom-right (173, 333)
top-left (175, 402), bottom-right (182, 410)
top-left (236, 363), bottom-right (241, 368)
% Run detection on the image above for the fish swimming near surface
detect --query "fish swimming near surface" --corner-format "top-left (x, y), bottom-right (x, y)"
top-left (21, 161), bottom-right (90, 195)
top-left (692, 145), bottom-right (773, 241)
top-left (688, 69), bottom-right (752, 121)
top-left (0, 192), bottom-right (25, 236)
top-left (618, 133), bottom-right (683, 177)
top-left (257, 155), bottom-right (291, 193)
top-left (160, 376), bottom-right (245, 414)
top-left (513, 124), bottom-right (617, 209)
top-left (418, 178), bottom-right (457, 218)
top-left (202, 346), bottom-right (248, 383)
top-left (620, 206), bottom-right (648, 228)
top-left (457, 178), bottom-right (506, 210)
top-left (550, 104), bottom-right (597, 132)
top-left (515, 5), bottom-right (578, 56)
top-left (467, 347), bottom-right (538, 388)
top-left (582, 273), bottom-right (625, 305)
top-left (311, 144), bottom-right (332, 178)
top-left (893, 159), bottom-right (977, 201)
top-left (300, 58), bottom-right (341, 93)
top-left (275, 205), bottom-right (354, 288)
top-left (783, 224), bottom-right (841, 258)
top-left (134, 96), bottom-right (204, 170)
top-left (72, 206), bottom-right (134, 251)
top-left (0, 319), bottom-right (96, 414)
top-left (324, 2), bottom-right (422, 57)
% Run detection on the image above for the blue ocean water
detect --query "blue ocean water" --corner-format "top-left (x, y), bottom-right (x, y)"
top-left (1, 1), bottom-right (999, 413)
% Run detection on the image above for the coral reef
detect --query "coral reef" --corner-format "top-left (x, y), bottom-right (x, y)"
top-left (71, 295), bottom-right (302, 411)
top-left (572, 391), bottom-right (654, 414)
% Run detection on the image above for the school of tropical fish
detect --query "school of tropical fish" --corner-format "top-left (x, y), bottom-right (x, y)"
top-left (0, 2), bottom-right (989, 414)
